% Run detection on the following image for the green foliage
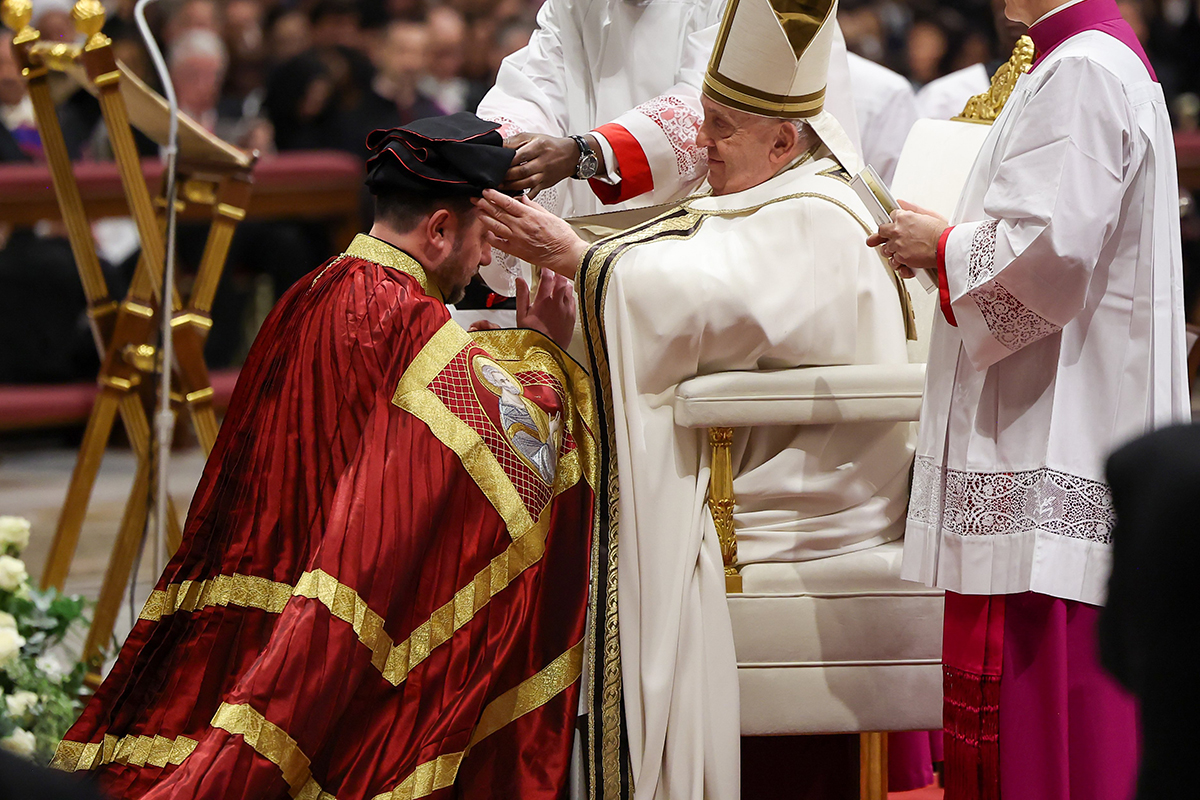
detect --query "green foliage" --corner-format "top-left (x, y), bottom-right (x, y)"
top-left (0, 517), bottom-right (94, 763)
top-left (1, 657), bottom-right (90, 763)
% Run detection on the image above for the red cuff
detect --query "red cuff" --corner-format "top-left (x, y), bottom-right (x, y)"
top-left (937, 226), bottom-right (958, 327)
top-left (587, 123), bottom-right (653, 205)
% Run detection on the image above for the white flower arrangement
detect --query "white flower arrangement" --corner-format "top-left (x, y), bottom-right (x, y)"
top-left (0, 517), bottom-right (93, 763)
top-left (0, 517), bottom-right (31, 553)
top-left (0, 555), bottom-right (29, 593)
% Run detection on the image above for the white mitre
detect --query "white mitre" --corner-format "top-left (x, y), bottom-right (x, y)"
top-left (703, 0), bottom-right (860, 172)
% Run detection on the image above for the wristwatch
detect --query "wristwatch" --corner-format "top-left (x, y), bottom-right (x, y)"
top-left (570, 135), bottom-right (599, 180)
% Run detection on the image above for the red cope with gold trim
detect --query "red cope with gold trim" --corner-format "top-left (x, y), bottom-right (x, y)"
top-left (55, 235), bottom-right (597, 800)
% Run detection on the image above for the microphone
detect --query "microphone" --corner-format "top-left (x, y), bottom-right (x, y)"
top-left (133, 0), bottom-right (179, 578)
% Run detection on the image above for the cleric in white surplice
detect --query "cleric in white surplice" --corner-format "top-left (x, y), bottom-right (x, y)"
top-left (870, 0), bottom-right (1188, 795)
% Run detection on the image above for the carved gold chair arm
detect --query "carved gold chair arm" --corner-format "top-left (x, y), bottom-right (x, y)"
top-left (707, 426), bottom-right (742, 593)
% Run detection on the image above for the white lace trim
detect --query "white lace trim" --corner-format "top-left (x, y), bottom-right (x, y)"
top-left (487, 115), bottom-right (524, 140)
top-left (632, 96), bottom-right (706, 182)
top-left (965, 219), bottom-right (1062, 351)
top-left (908, 455), bottom-right (1114, 545)
top-left (965, 219), bottom-right (1000, 286)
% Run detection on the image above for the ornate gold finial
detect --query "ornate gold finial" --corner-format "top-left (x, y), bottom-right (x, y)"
top-left (71, 0), bottom-right (110, 49)
top-left (954, 35), bottom-right (1036, 124)
top-left (41, 40), bottom-right (82, 70)
top-left (1, 0), bottom-right (36, 40)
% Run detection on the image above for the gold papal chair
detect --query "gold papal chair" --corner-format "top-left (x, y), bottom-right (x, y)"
top-left (2, 0), bottom-right (255, 667)
top-left (671, 38), bottom-right (1035, 799)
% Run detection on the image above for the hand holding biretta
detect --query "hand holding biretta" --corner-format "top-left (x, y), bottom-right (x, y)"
top-left (364, 112), bottom-right (518, 197)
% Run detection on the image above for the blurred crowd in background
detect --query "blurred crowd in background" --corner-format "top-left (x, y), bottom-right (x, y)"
top-left (23, 0), bottom-right (1194, 162)
top-left (1, 0), bottom-right (1199, 384)
top-left (842, 0), bottom-right (1198, 123)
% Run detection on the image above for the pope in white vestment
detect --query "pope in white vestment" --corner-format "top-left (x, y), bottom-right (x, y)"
top-left (574, 148), bottom-right (912, 800)
top-left (873, 0), bottom-right (1187, 795)
top-left (478, 1), bottom-right (913, 797)
top-left (473, 0), bottom-right (864, 294)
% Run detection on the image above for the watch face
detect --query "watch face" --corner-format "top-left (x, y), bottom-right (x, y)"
top-left (577, 152), bottom-right (599, 180)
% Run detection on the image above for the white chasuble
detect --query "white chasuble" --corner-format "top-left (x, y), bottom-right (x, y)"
top-left (577, 152), bottom-right (912, 800)
top-left (902, 31), bottom-right (1189, 606)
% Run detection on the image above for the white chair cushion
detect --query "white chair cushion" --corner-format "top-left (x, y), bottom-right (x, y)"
top-left (674, 364), bottom-right (926, 429)
top-left (730, 540), bottom-right (944, 735)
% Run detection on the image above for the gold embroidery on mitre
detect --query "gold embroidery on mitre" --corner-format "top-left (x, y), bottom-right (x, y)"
top-left (774, 0), bottom-right (834, 55)
top-left (954, 35), bottom-right (1036, 124)
top-left (703, 0), bottom-right (837, 118)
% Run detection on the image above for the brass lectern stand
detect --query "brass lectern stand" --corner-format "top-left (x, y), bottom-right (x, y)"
top-left (2, 0), bottom-right (255, 666)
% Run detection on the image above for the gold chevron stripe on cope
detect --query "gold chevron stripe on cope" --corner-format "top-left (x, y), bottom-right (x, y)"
top-left (371, 752), bottom-right (465, 800)
top-left (294, 522), bottom-right (548, 686)
top-left (467, 640), bottom-right (585, 750)
top-left (212, 702), bottom-right (336, 800)
top-left (50, 733), bottom-right (198, 772)
top-left (139, 573), bottom-right (294, 621)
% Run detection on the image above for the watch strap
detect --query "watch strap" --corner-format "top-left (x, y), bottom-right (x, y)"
top-left (570, 135), bottom-right (594, 179)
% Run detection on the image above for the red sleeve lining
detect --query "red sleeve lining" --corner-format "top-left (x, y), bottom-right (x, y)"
top-left (587, 123), bottom-right (653, 205)
top-left (937, 225), bottom-right (958, 327)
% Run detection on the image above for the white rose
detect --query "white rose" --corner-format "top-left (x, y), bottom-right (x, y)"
top-left (0, 555), bottom-right (28, 592)
top-left (36, 653), bottom-right (66, 682)
top-left (0, 611), bottom-right (16, 631)
top-left (0, 727), bottom-right (37, 758)
top-left (0, 516), bottom-right (31, 553)
top-left (4, 690), bottom-right (39, 721)
top-left (0, 517), bottom-right (31, 554)
top-left (0, 626), bottom-right (25, 665)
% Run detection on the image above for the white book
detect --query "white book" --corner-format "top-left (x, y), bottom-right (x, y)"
top-left (851, 165), bottom-right (938, 293)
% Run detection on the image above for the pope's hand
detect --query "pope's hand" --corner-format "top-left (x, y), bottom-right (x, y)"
top-left (517, 273), bottom-right (576, 351)
top-left (474, 189), bottom-right (588, 279)
top-left (501, 133), bottom-right (581, 196)
top-left (866, 199), bottom-right (948, 277)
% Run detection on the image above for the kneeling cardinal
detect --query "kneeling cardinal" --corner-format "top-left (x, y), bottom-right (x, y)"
top-left (53, 114), bottom-right (597, 800)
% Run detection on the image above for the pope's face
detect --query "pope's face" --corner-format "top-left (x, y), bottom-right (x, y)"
top-left (695, 96), bottom-right (793, 196)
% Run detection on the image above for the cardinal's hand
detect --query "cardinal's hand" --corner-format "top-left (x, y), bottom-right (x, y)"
top-left (517, 273), bottom-right (576, 351)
